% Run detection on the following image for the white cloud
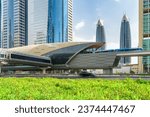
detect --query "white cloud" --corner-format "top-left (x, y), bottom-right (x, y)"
top-left (75, 21), bottom-right (85, 31)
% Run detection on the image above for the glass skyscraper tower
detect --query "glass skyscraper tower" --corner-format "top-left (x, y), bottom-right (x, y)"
top-left (28, 0), bottom-right (73, 45)
top-left (120, 14), bottom-right (131, 64)
top-left (139, 0), bottom-right (150, 73)
top-left (28, 0), bottom-right (49, 44)
top-left (1, 0), bottom-right (28, 48)
top-left (96, 19), bottom-right (106, 50)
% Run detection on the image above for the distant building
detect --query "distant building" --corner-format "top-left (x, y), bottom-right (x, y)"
top-left (96, 19), bottom-right (106, 50)
top-left (28, 0), bottom-right (73, 45)
top-left (120, 14), bottom-right (131, 64)
top-left (139, 0), bottom-right (150, 73)
top-left (1, 0), bottom-right (28, 48)
top-left (113, 64), bottom-right (139, 74)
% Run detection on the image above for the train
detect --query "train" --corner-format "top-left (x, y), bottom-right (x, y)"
top-left (97, 48), bottom-right (143, 53)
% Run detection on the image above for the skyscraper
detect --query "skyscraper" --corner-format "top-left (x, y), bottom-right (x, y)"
top-left (2, 0), bottom-right (28, 48)
top-left (67, 0), bottom-right (73, 42)
top-left (139, 0), bottom-right (150, 73)
top-left (28, 0), bottom-right (49, 44)
top-left (28, 0), bottom-right (73, 45)
top-left (120, 14), bottom-right (131, 64)
top-left (96, 19), bottom-right (106, 50)
top-left (50, 0), bottom-right (73, 43)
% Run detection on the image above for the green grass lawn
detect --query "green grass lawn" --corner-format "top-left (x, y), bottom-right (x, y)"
top-left (0, 78), bottom-right (150, 100)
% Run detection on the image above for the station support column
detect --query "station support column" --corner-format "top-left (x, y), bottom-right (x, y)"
top-left (41, 67), bottom-right (51, 74)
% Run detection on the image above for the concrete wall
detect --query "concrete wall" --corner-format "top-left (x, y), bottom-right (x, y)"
top-left (68, 53), bottom-right (117, 69)
top-left (113, 66), bottom-right (131, 74)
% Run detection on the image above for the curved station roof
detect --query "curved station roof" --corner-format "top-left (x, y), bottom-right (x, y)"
top-left (9, 42), bottom-right (104, 56)
top-left (0, 42), bottom-right (108, 70)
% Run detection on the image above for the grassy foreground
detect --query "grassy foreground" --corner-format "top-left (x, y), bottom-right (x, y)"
top-left (0, 78), bottom-right (150, 100)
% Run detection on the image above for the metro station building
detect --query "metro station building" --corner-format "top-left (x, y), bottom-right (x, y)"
top-left (0, 42), bottom-right (149, 74)
top-left (0, 42), bottom-right (121, 74)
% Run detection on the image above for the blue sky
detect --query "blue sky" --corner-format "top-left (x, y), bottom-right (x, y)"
top-left (73, 0), bottom-right (138, 50)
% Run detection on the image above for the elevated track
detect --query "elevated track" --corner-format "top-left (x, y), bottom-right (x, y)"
top-left (117, 51), bottom-right (150, 57)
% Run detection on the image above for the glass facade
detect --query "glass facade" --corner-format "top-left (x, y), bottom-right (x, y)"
top-left (96, 20), bottom-right (106, 50)
top-left (143, 0), bottom-right (150, 8)
top-left (143, 13), bottom-right (150, 34)
top-left (11, 54), bottom-right (50, 64)
top-left (13, 0), bottom-right (28, 47)
top-left (52, 0), bottom-right (69, 42)
top-left (2, 0), bottom-right (28, 48)
top-left (33, 0), bottom-right (48, 44)
top-left (50, 0), bottom-right (73, 43)
top-left (120, 15), bottom-right (131, 64)
top-left (143, 39), bottom-right (150, 71)
top-left (67, 0), bottom-right (73, 41)
top-left (2, 0), bottom-right (14, 48)
top-left (28, 0), bottom-right (73, 45)
top-left (142, 0), bottom-right (150, 72)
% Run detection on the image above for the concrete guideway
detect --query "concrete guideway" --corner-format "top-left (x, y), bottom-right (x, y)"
top-left (117, 51), bottom-right (150, 57)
